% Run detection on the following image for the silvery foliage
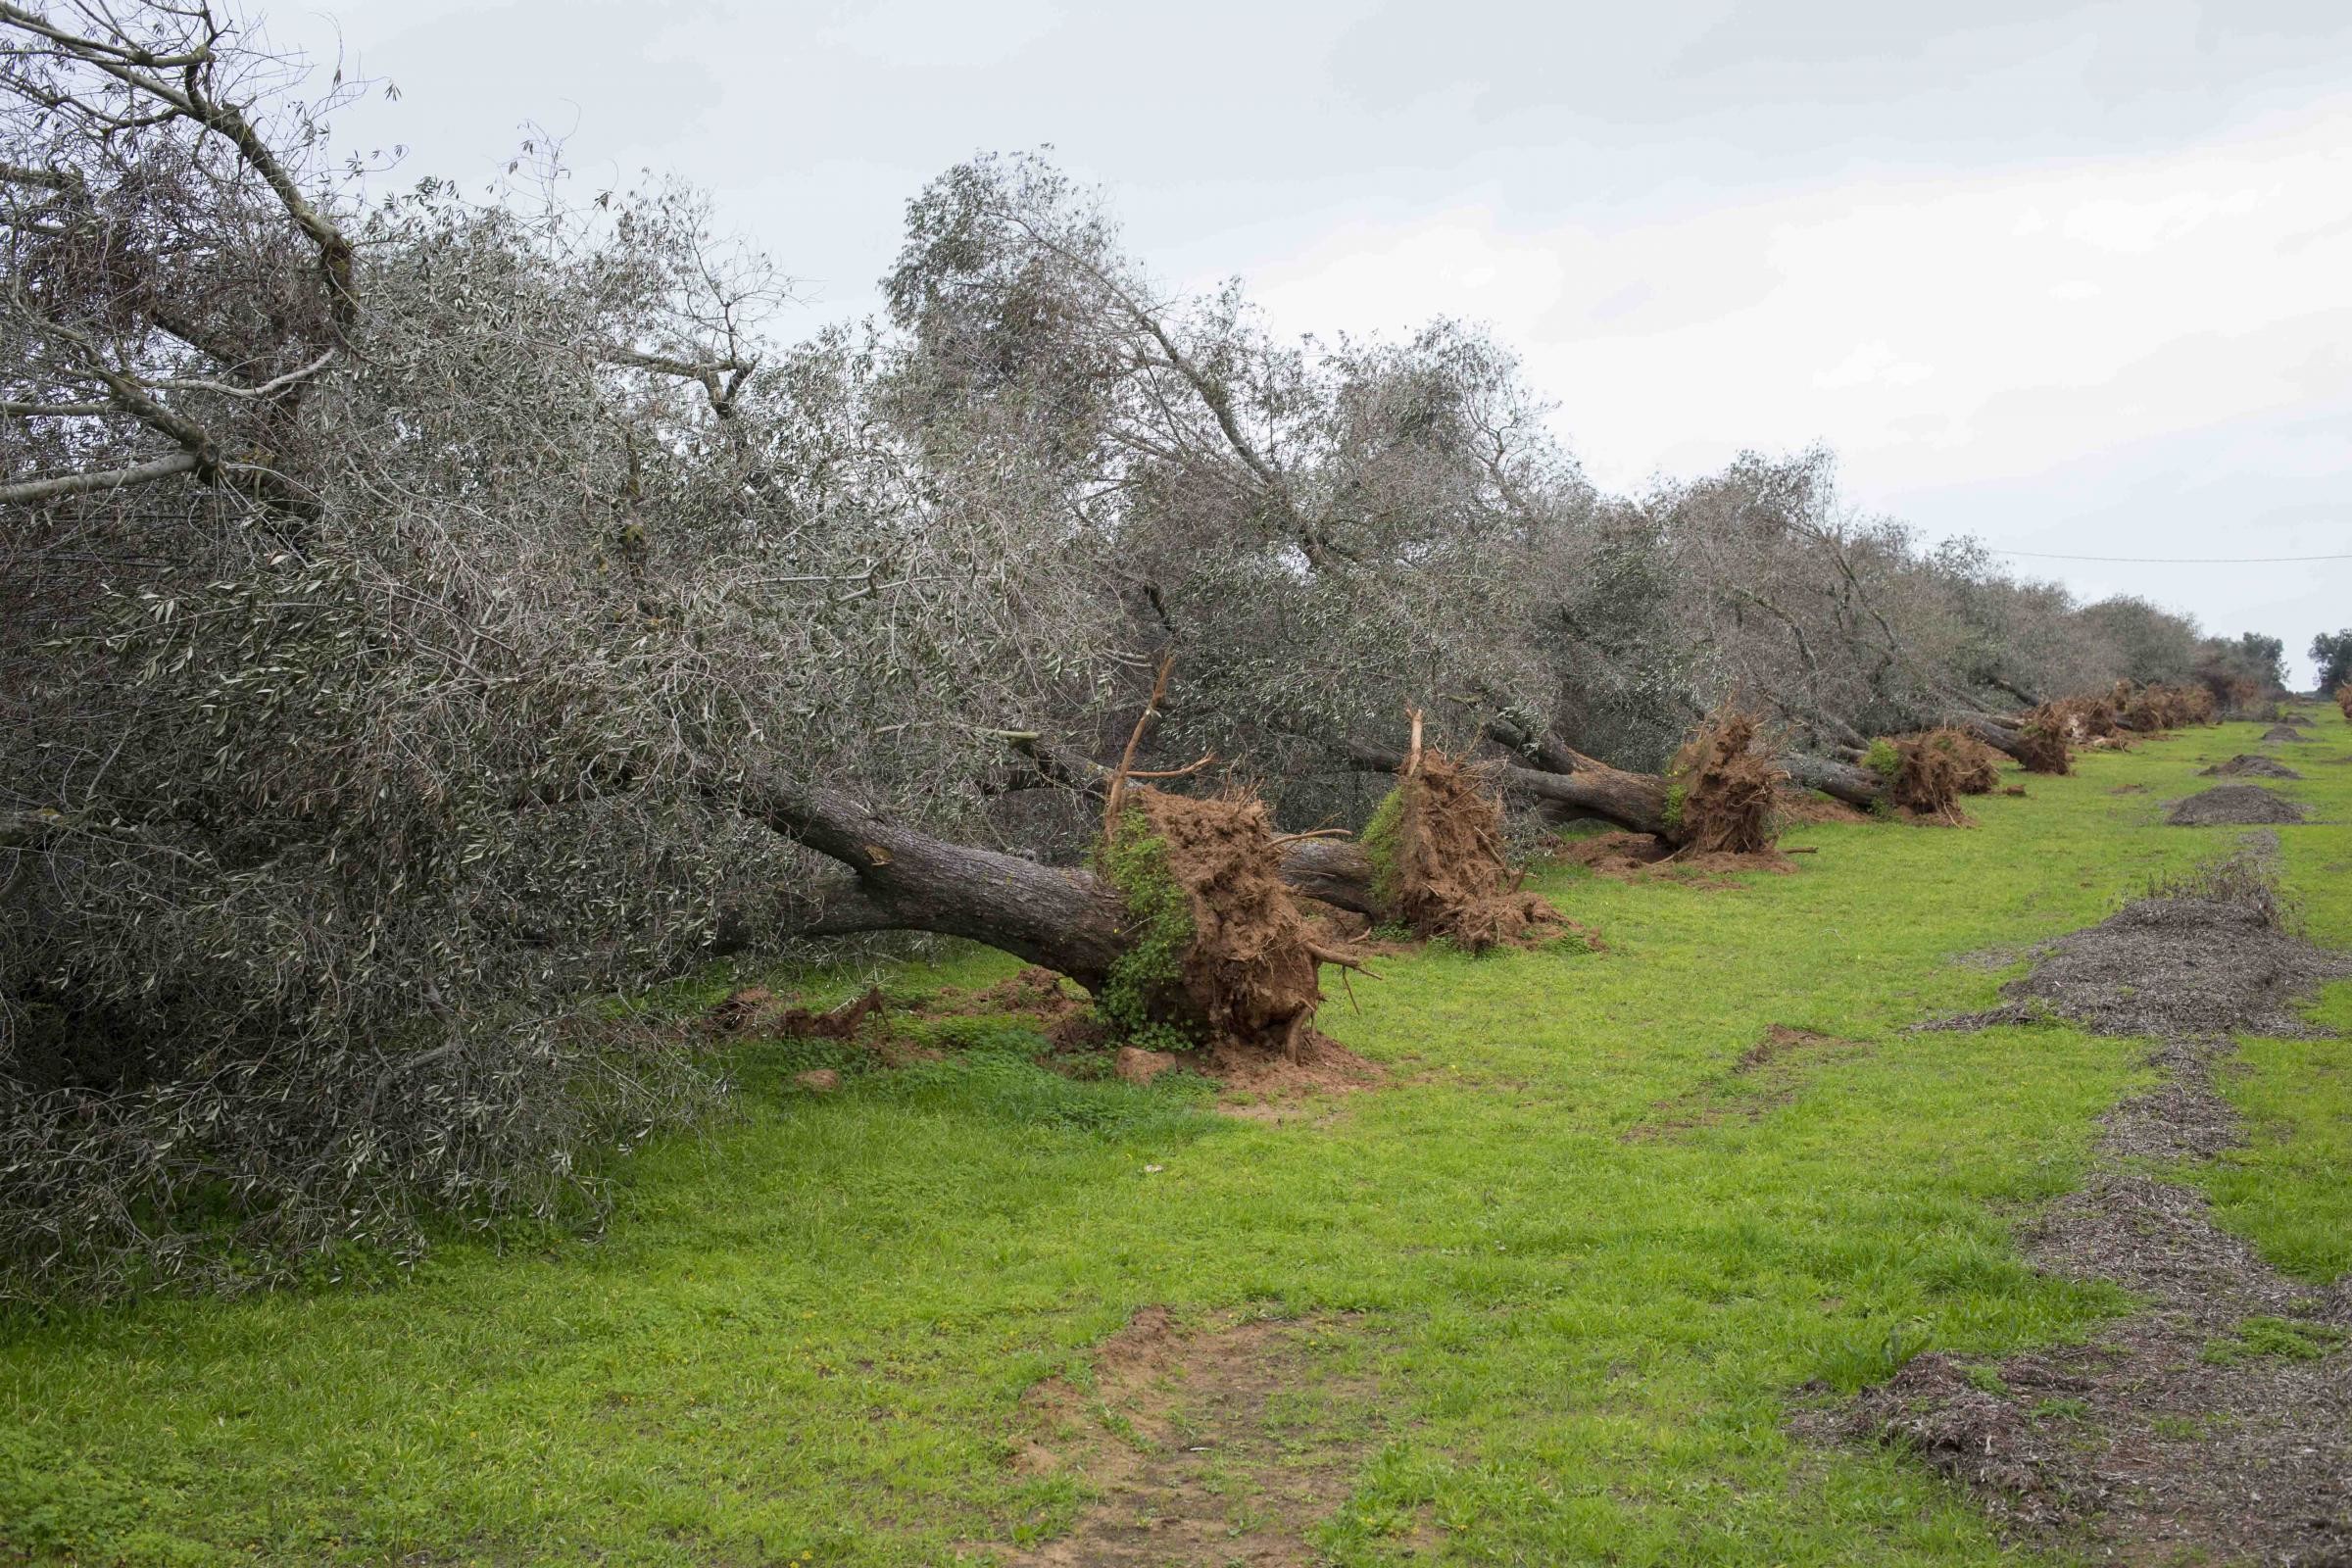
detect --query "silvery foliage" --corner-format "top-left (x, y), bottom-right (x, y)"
top-left (881, 153), bottom-right (1595, 813)
top-left (0, 3), bottom-right (1111, 1298)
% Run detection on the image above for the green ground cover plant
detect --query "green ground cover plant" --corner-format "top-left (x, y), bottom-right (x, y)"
top-left (3, 721), bottom-right (2346, 1566)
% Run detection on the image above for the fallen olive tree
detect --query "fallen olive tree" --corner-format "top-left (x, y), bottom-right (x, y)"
top-left (742, 774), bottom-right (1365, 1054)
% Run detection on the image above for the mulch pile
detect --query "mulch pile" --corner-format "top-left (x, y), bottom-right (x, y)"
top-left (2199, 755), bottom-right (2301, 779)
top-left (2166, 785), bottom-right (2306, 826)
top-left (1925, 889), bottom-right (2343, 1040)
top-left (1833, 860), bottom-right (2352, 1563)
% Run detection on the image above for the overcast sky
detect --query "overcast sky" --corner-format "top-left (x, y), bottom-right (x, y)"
top-left (275, 0), bottom-right (2351, 682)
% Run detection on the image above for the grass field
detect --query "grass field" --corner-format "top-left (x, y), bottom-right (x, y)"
top-left (4, 719), bottom-right (2348, 1566)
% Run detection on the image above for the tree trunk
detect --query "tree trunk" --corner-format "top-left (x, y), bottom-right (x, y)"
top-left (1944, 710), bottom-right (2032, 763)
top-left (1777, 751), bottom-right (1885, 808)
top-left (740, 778), bottom-right (1132, 992)
top-left (1345, 739), bottom-right (1672, 836)
top-left (1276, 837), bottom-right (1381, 915)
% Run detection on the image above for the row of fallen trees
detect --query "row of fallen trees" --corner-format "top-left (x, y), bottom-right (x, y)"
top-left (758, 678), bottom-right (2225, 1064)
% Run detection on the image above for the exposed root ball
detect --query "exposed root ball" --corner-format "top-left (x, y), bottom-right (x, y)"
top-left (1375, 752), bottom-right (1564, 951)
top-left (1945, 731), bottom-right (2006, 794)
top-left (2114, 681), bottom-right (2216, 730)
top-left (2049, 695), bottom-right (2122, 745)
top-left (2336, 684), bottom-right (2352, 722)
top-left (1883, 728), bottom-right (1997, 820)
top-left (1667, 710), bottom-right (1786, 854)
top-left (2165, 785), bottom-right (2306, 826)
top-left (1128, 788), bottom-right (1354, 1056)
top-left (2016, 705), bottom-right (2073, 775)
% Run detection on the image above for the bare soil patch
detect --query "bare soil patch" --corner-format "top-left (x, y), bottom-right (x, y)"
top-left (999, 1307), bottom-right (1384, 1566)
top-left (1556, 829), bottom-right (1795, 887)
top-left (1208, 1033), bottom-right (1386, 1120)
top-left (1775, 789), bottom-right (1871, 825)
top-left (2260, 724), bottom-right (2312, 744)
top-left (2203, 755), bottom-right (2303, 779)
top-left (1835, 866), bottom-right (2352, 1563)
top-left (1624, 1025), bottom-right (1869, 1142)
top-left (2167, 785), bottom-right (2307, 826)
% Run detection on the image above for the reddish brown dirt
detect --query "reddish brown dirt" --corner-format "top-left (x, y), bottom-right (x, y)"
top-left (707, 984), bottom-right (887, 1039)
top-left (1775, 790), bottom-right (1871, 825)
top-left (1131, 787), bottom-right (1359, 1059)
top-left (995, 1307), bottom-right (1385, 1566)
top-left (1384, 751), bottom-right (1566, 951)
top-left (1208, 1032), bottom-right (1387, 1120)
top-left (1557, 829), bottom-right (1795, 886)
top-left (781, 987), bottom-right (886, 1039)
top-left (1669, 710), bottom-right (1787, 854)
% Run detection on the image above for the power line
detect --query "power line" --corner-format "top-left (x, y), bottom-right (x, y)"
top-left (1988, 548), bottom-right (2352, 564)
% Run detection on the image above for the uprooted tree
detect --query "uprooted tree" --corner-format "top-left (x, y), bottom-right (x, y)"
top-left (1352, 719), bottom-right (1565, 949)
top-left (2, 0), bottom-right (2278, 1302)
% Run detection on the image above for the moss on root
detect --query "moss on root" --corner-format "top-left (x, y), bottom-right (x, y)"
top-left (1095, 810), bottom-right (1198, 1050)
top-left (1359, 786), bottom-right (1406, 911)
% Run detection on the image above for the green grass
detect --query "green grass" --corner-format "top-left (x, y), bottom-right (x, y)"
top-left (4, 722), bottom-right (2350, 1565)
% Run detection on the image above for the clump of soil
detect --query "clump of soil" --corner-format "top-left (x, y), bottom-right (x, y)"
top-left (1128, 787), bottom-right (1360, 1058)
top-left (997, 1306), bottom-right (1384, 1565)
top-left (2201, 754), bottom-right (2302, 779)
top-left (1668, 709), bottom-right (1787, 854)
top-left (1835, 860), bottom-right (2352, 1563)
top-left (2166, 784), bottom-right (2306, 825)
top-left (1375, 750), bottom-right (1565, 951)
top-left (2015, 705), bottom-right (2073, 774)
top-left (707, 985), bottom-right (886, 1039)
top-left (2259, 723), bottom-right (2311, 743)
